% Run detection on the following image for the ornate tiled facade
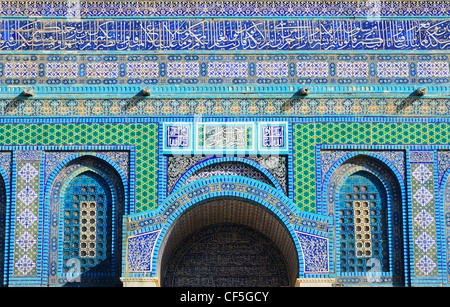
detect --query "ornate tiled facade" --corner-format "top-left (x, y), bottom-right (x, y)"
top-left (0, 0), bottom-right (449, 288)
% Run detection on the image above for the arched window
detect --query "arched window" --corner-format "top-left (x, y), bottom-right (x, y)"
top-left (338, 171), bottom-right (389, 274)
top-left (62, 171), bottom-right (113, 275)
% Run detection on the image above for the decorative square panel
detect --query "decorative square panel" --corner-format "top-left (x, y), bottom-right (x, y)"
top-left (46, 62), bottom-right (78, 78)
top-left (258, 122), bottom-right (288, 153)
top-left (416, 254), bottom-right (437, 276)
top-left (412, 163), bottom-right (433, 184)
top-left (256, 62), bottom-right (288, 78)
top-left (16, 232), bottom-right (36, 253)
top-left (377, 62), bottom-right (409, 77)
top-left (413, 186), bottom-right (433, 207)
top-left (17, 208), bottom-right (37, 229)
top-left (162, 123), bottom-right (193, 153)
top-left (413, 209), bottom-right (434, 229)
top-left (17, 186), bottom-right (38, 206)
top-left (336, 62), bottom-right (368, 77)
top-left (18, 163), bottom-right (38, 183)
top-left (126, 62), bottom-right (158, 78)
top-left (417, 62), bottom-right (449, 77)
top-left (414, 231), bottom-right (435, 253)
top-left (14, 255), bottom-right (35, 276)
top-left (297, 62), bottom-right (328, 77)
top-left (167, 62), bottom-right (199, 78)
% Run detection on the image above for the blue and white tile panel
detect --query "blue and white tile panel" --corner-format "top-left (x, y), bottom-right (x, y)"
top-left (161, 122), bottom-right (289, 155)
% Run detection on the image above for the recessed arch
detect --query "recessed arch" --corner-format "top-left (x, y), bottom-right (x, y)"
top-left (43, 155), bottom-right (126, 286)
top-left (320, 151), bottom-right (406, 217)
top-left (44, 152), bottom-right (129, 214)
top-left (324, 154), bottom-right (405, 286)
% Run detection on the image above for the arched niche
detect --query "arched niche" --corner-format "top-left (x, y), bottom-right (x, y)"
top-left (44, 155), bottom-right (126, 286)
top-left (326, 155), bottom-right (405, 286)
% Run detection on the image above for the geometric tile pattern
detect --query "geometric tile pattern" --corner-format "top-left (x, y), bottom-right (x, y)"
top-left (16, 232), bottom-right (36, 253)
top-left (410, 158), bottom-right (438, 277)
top-left (14, 254), bottom-right (35, 276)
top-left (167, 62), bottom-right (199, 78)
top-left (85, 63), bottom-right (119, 78)
top-left (208, 62), bottom-right (248, 78)
top-left (413, 186), bottom-right (434, 207)
top-left (126, 63), bottom-right (159, 78)
top-left (297, 62), bottom-right (328, 77)
top-left (336, 62), bottom-right (369, 77)
top-left (17, 163), bottom-right (38, 183)
top-left (16, 208), bottom-right (37, 229)
top-left (4, 62), bottom-right (38, 78)
top-left (293, 123), bottom-right (450, 213)
top-left (3, 97), bottom-right (450, 117)
top-left (17, 185), bottom-right (38, 207)
top-left (414, 232), bottom-right (435, 254)
top-left (0, 124), bottom-right (157, 213)
top-left (412, 163), bottom-right (433, 185)
top-left (256, 62), bottom-right (289, 78)
top-left (13, 153), bottom-right (41, 277)
top-left (417, 62), bottom-right (449, 77)
top-left (416, 255), bottom-right (437, 277)
top-left (413, 209), bottom-right (435, 230)
top-left (3, 97), bottom-right (450, 118)
top-left (2, 55), bottom-right (449, 87)
top-left (377, 62), bottom-right (409, 77)
top-left (46, 63), bottom-right (78, 79)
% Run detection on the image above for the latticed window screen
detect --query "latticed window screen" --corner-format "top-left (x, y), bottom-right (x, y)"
top-left (63, 171), bottom-right (113, 275)
top-left (338, 171), bottom-right (389, 274)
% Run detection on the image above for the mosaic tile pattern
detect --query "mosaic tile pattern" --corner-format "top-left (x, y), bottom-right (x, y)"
top-left (293, 123), bottom-right (450, 213)
top-left (0, 124), bottom-right (157, 213)
top-left (0, 54), bottom-right (448, 86)
top-left (295, 232), bottom-right (329, 273)
top-left (2, 97), bottom-right (450, 117)
top-left (13, 152), bottom-right (41, 277)
top-left (410, 153), bottom-right (438, 278)
top-left (126, 230), bottom-right (160, 272)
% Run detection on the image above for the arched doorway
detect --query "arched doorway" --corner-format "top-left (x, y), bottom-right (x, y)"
top-left (158, 197), bottom-right (299, 287)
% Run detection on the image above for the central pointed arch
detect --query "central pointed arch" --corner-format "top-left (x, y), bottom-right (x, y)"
top-left (124, 175), bottom-right (331, 286)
